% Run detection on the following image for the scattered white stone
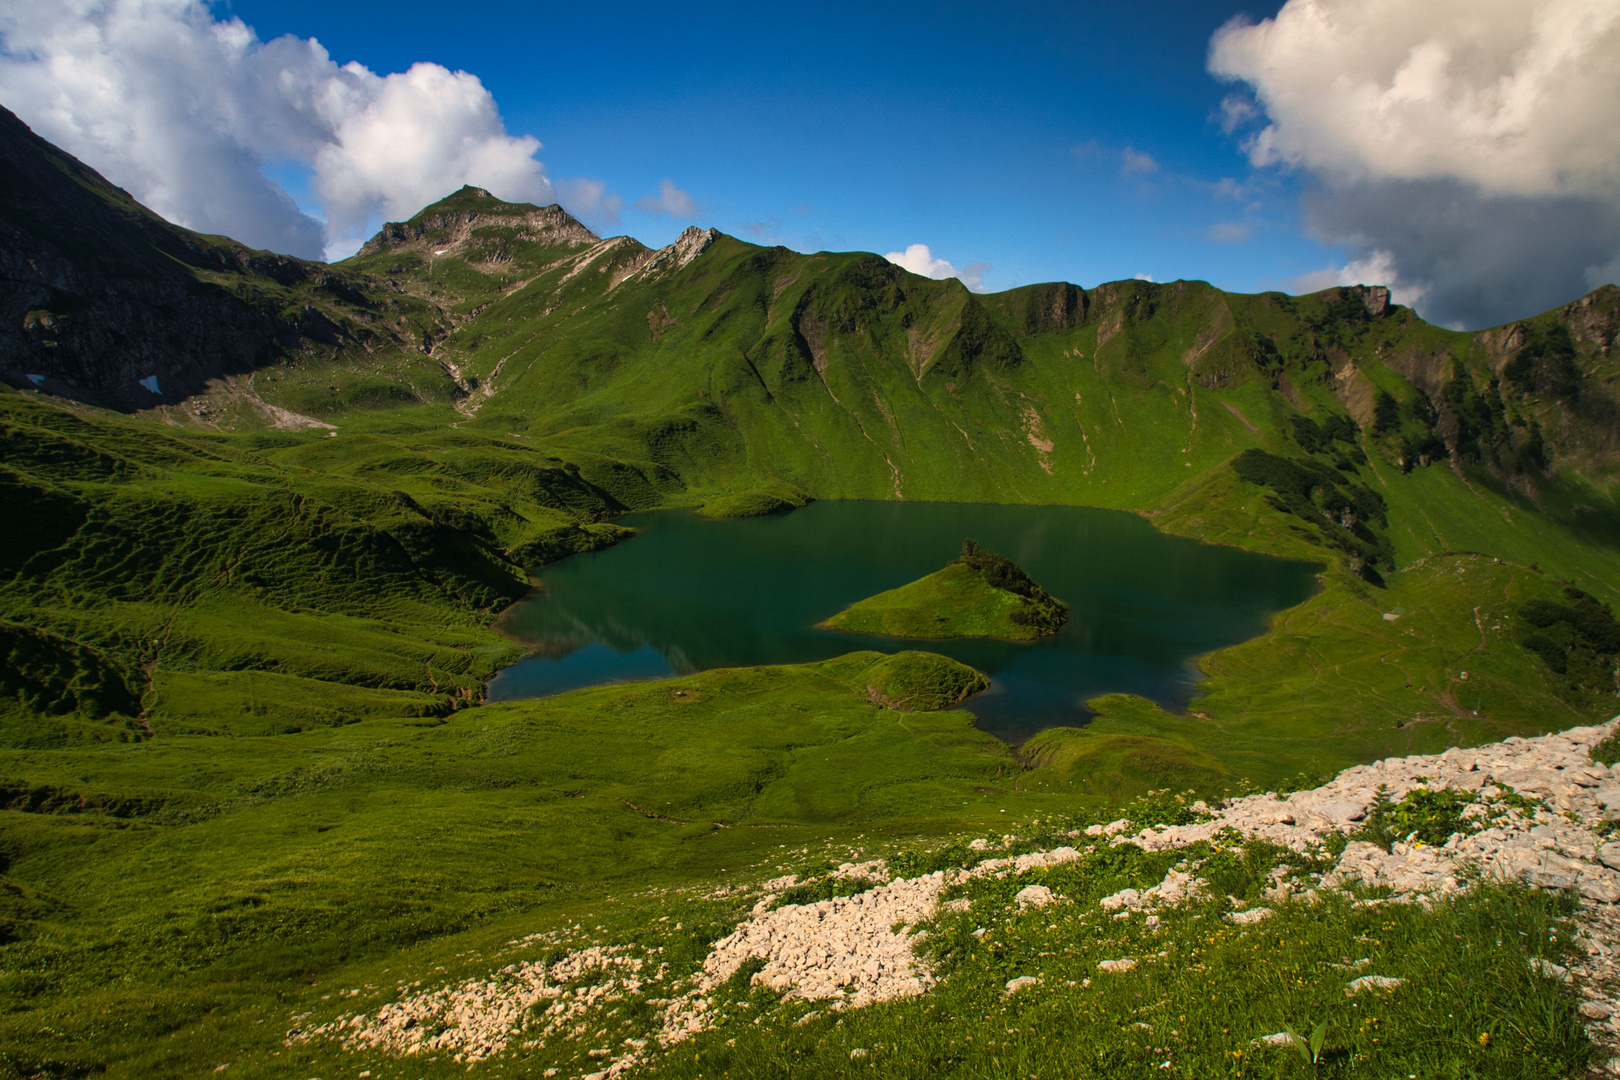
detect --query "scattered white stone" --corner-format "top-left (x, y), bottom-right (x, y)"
top-left (1529, 958), bottom-right (1571, 981)
top-left (299, 714), bottom-right (1620, 1073)
top-left (1015, 885), bottom-right (1055, 909)
top-left (696, 873), bottom-right (942, 1007)
top-left (1004, 976), bottom-right (1040, 995)
top-left (1344, 975), bottom-right (1404, 996)
top-left (1316, 801), bottom-right (1368, 823)
top-left (1226, 907), bottom-right (1273, 925)
top-left (1100, 888), bottom-right (1140, 912)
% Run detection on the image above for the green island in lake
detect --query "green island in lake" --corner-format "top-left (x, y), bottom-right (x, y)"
top-left (819, 539), bottom-right (1069, 640)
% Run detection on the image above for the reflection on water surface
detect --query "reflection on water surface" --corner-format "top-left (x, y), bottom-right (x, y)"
top-left (488, 501), bottom-right (1319, 743)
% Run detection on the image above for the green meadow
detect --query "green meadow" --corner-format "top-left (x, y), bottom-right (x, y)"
top-left (2, 177), bottom-right (1619, 1077)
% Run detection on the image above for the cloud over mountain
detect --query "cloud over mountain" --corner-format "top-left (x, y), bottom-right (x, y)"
top-left (0, 0), bottom-right (553, 259)
top-left (1212, 0), bottom-right (1620, 328)
top-left (883, 244), bottom-right (989, 293)
top-left (633, 180), bottom-right (700, 220)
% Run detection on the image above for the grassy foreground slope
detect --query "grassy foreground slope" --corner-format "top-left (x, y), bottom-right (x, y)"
top-left (0, 654), bottom-right (1031, 1077)
top-left (0, 115), bottom-right (1617, 1077)
top-left (0, 654), bottom-right (1595, 1080)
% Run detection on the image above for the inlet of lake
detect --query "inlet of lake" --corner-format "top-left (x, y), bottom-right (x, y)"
top-left (488, 501), bottom-right (1320, 743)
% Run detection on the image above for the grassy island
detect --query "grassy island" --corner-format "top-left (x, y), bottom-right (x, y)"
top-left (819, 539), bottom-right (1069, 640)
top-left (698, 487), bottom-right (812, 519)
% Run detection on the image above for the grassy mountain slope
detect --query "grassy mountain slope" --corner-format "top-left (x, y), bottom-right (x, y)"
top-left (0, 146), bottom-right (1613, 801)
top-left (1, 119), bottom-right (1618, 1078)
top-left (0, 106), bottom-right (452, 415)
top-left (0, 390), bottom-right (652, 744)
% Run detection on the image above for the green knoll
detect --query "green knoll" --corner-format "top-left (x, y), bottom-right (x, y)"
top-left (820, 539), bottom-right (1068, 640)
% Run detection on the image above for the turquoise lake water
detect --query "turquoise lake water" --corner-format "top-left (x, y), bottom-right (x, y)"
top-left (487, 501), bottom-right (1320, 743)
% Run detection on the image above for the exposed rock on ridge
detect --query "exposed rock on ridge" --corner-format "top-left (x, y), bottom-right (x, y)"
top-left (615, 226), bottom-right (718, 288)
top-left (355, 190), bottom-right (600, 261)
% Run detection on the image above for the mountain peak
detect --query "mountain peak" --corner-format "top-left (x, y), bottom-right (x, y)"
top-left (352, 195), bottom-right (599, 262)
top-left (612, 225), bottom-right (718, 287)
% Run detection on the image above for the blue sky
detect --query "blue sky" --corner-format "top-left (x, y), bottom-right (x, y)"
top-left (4, 1), bottom-right (1616, 327)
top-left (228, 0), bottom-right (1328, 295)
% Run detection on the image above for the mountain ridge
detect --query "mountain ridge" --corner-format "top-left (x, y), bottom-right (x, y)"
top-left (2, 96), bottom-right (1620, 1080)
top-left (0, 106), bottom-right (454, 411)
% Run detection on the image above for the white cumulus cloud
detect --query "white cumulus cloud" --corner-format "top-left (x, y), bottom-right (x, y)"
top-left (883, 243), bottom-right (989, 292)
top-left (1210, 0), bottom-right (1620, 328)
top-left (557, 178), bottom-right (624, 226)
top-left (1210, 0), bottom-right (1620, 195)
top-left (1291, 250), bottom-right (1429, 310)
top-left (634, 179), bottom-right (699, 219)
top-left (0, 0), bottom-right (556, 259)
top-left (1120, 147), bottom-right (1159, 177)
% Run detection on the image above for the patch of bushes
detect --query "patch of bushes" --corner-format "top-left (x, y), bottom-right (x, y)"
top-left (957, 539), bottom-right (1037, 599)
top-left (1355, 785), bottom-right (1480, 851)
top-left (1377, 364), bottom-right (1550, 477)
top-left (1505, 323), bottom-right (1581, 401)
top-left (1197, 836), bottom-right (1310, 901)
top-left (1373, 390), bottom-right (1401, 434)
top-left (768, 875), bottom-right (882, 910)
top-left (957, 539), bottom-right (1067, 632)
top-left (1229, 448), bottom-right (1393, 571)
top-left (1288, 414), bottom-right (1358, 453)
top-left (1518, 588), bottom-right (1620, 695)
top-left (1354, 783), bottom-right (1543, 853)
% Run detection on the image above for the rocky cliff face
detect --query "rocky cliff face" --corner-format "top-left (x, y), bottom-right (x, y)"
top-left (356, 190), bottom-right (600, 265)
top-left (0, 106), bottom-right (394, 411)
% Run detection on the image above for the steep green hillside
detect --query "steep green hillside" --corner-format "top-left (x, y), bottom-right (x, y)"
top-left (1, 118), bottom-right (1618, 1080)
top-left (0, 391), bottom-right (649, 743)
top-left (0, 106), bottom-right (448, 414)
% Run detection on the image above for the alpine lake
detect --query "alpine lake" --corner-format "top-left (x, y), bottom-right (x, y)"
top-left (489, 501), bottom-right (1321, 744)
